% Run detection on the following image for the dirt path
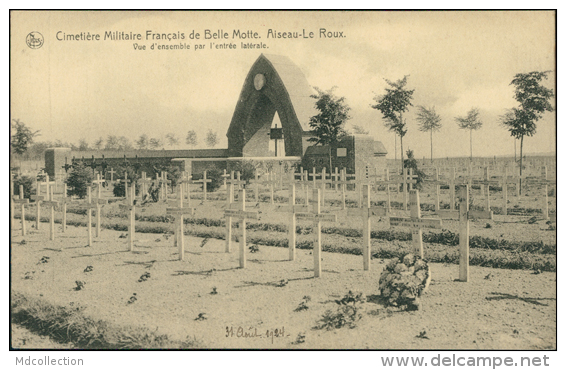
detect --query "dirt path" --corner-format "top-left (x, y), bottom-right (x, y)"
top-left (10, 223), bottom-right (555, 349)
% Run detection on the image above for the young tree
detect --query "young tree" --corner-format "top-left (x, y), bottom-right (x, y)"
top-left (93, 137), bottom-right (104, 150)
top-left (166, 133), bottom-right (180, 148)
top-left (415, 106), bottom-right (442, 163)
top-left (186, 130), bottom-right (198, 147)
top-left (308, 87), bottom-right (350, 146)
top-left (455, 107), bottom-right (482, 162)
top-left (149, 138), bottom-right (162, 150)
top-left (78, 138), bottom-right (90, 151)
top-left (500, 71), bottom-right (554, 194)
top-left (351, 124), bottom-right (369, 135)
top-left (105, 135), bottom-right (120, 150)
top-left (11, 119), bottom-right (40, 155)
top-left (136, 134), bottom-right (149, 150)
top-left (205, 129), bottom-right (218, 148)
top-left (371, 76), bottom-right (414, 174)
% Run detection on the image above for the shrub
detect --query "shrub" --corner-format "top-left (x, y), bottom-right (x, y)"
top-left (192, 169), bottom-right (223, 193)
top-left (13, 174), bottom-right (34, 199)
top-left (316, 291), bottom-right (365, 330)
top-left (66, 162), bottom-right (93, 199)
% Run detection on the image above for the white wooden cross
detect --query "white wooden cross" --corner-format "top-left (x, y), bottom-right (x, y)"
top-left (262, 171), bottom-right (277, 204)
top-left (76, 187), bottom-right (99, 247)
top-left (423, 168), bottom-right (445, 211)
top-left (456, 185), bottom-right (493, 282)
top-left (31, 178), bottom-right (46, 230)
top-left (57, 183), bottom-right (74, 233)
top-left (220, 169), bottom-right (229, 189)
top-left (318, 167), bottom-right (333, 206)
top-left (224, 189), bottom-right (258, 268)
top-left (42, 185), bottom-right (60, 241)
top-left (331, 167), bottom-right (341, 191)
top-left (118, 184), bottom-right (136, 251)
top-left (370, 169), bottom-right (397, 212)
top-left (166, 183), bottom-right (195, 260)
top-left (276, 182), bottom-right (309, 261)
top-left (308, 167), bottom-right (318, 189)
top-left (194, 171), bottom-right (212, 201)
top-left (92, 174), bottom-right (107, 237)
top-left (249, 172), bottom-right (262, 203)
top-left (13, 184), bottom-right (29, 236)
top-left (120, 172), bottom-right (131, 202)
top-left (525, 166), bottom-right (555, 220)
top-left (226, 171), bottom-right (246, 203)
top-left (472, 167), bottom-right (499, 214)
top-left (402, 168), bottom-right (419, 211)
top-left (333, 169), bottom-right (354, 210)
top-left (347, 184), bottom-right (388, 270)
top-left (296, 188), bottom-right (337, 278)
top-left (138, 172), bottom-right (152, 200)
top-left (389, 190), bottom-right (443, 258)
top-left (10, 173), bottom-right (15, 230)
top-left (106, 167), bottom-right (116, 182)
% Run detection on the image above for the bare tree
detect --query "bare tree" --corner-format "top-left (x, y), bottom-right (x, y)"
top-left (93, 137), bottom-right (104, 150)
top-left (455, 107), bottom-right (482, 162)
top-left (415, 106), bottom-right (442, 163)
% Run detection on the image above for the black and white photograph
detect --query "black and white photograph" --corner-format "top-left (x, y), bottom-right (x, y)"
top-left (8, 9), bottom-right (557, 360)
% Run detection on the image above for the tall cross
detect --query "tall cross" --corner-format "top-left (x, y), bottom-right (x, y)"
top-left (347, 184), bottom-right (388, 270)
top-left (276, 182), bottom-right (309, 261)
top-left (226, 171), bottom-right (246, 202)
top-left (224, 189), bottom-right (258, 268)
top-left (389, 190), bottom-right (443, 258)
top-left (166, 183), bottom-right (195, 260)
top-left (308, 167), bottom-right (318, 188)
top-left (296, 188), bottom-right (337, 278)
top-left (318, 168), bottom-right (332, 206)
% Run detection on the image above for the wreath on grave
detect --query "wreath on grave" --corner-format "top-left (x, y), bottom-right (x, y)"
top-left (378, 253), bottom-right (431, 311)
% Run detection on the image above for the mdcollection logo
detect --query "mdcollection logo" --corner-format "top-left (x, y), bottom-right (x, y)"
top-left (26, 31), bottom-right (44, 49)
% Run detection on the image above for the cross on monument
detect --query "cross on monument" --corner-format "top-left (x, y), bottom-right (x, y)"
top-left (389, 190), bottom-right (443, 258)
top-left (296, 188), bottom-right (337, 278)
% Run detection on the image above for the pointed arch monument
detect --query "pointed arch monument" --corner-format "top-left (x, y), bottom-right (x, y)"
top-left (227, 54), bottom-right (316, 158)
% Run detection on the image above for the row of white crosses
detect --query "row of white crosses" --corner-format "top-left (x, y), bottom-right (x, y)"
top-left (524, 166), bottom-right (556, 220)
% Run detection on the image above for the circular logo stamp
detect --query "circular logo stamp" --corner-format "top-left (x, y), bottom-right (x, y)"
top-left (26, 32), bottom-right (44, 49)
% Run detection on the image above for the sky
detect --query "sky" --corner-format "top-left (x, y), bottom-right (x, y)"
top-left (10, 10), bottom-right (556, 159)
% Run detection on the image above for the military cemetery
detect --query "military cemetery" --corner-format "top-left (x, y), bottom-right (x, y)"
top-left (10, 11), bottom-right (556, 351)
